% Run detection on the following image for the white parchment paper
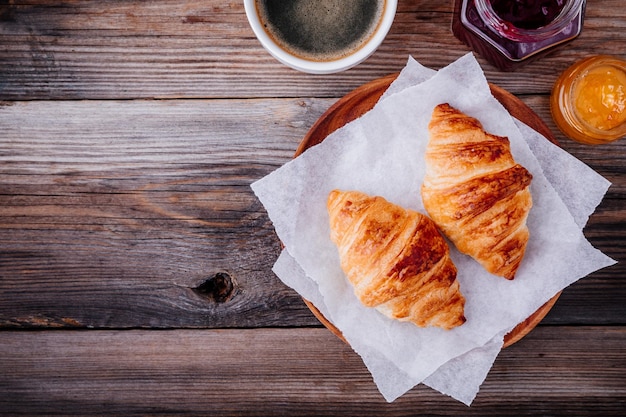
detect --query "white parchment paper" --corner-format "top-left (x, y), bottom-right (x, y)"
top-left (252, 54), bottom-right (616, 404)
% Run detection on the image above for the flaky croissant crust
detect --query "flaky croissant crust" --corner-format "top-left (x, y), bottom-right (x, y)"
top-left (327, 189), bottom-right (466, 330)
top-left (422, 103), bottom-right (533, 280)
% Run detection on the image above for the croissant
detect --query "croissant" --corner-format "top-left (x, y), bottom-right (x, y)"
top-left (421, 103), bottom-right (533, 280)
top-left (327, 189), bottom-right (466, 330)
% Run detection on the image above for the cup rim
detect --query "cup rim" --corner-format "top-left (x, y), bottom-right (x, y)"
top-left (243, 0), bottom-right (397, 74)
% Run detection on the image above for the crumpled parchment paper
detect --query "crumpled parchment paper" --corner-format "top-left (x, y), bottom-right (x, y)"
top-left (252, 53), bottom-right (616, 404)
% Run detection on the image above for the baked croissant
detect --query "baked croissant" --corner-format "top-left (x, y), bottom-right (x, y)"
top-left (327, 189), bottom-right (466, 330)
top-left (421, 103), bottom-right (533, 280)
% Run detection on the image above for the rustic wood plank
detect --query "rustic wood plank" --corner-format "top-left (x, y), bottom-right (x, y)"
top-left (1, 98), bottom-right (624, 328)
top-left (0, 327), bottom-right (624, 415)
top-left (1, 1), bottom-right (624, 414)
top-left (0, 98), bottom-right (331, 328)
top-left (0, 0), bottom-right (624, 100)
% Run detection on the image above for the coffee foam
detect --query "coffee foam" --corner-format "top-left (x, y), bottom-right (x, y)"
top-left (256, 0), bottom-right (385, 62)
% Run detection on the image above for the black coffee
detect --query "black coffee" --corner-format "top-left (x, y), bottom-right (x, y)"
top-left (256, 0), bottom-right (385, 62)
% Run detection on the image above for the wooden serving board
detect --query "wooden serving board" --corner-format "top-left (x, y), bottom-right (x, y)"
top-left (295, 73), bottom-right (561, 349)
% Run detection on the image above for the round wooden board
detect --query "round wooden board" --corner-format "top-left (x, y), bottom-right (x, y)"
top-left (295, 74), bottom-right (561, 349)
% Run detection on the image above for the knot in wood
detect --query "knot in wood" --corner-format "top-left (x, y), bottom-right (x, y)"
top-left (194, 272), bottom-right (235, 303)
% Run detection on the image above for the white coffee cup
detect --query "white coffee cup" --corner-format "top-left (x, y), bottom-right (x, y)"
top-left (244, 0), bottom-right (397, 74)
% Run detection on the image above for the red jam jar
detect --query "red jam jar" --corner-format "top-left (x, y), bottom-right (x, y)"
top-left (452, 0), bottom-right (586, 71)
top-left (551, 55), bottom-right (626, 145)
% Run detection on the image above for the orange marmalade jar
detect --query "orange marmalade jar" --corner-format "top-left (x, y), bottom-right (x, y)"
top-left (551, 55), bottom-right (626, 144)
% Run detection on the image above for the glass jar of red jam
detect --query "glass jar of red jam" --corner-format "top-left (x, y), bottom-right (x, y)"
top-left (551, 55), bottom-right (626, 145)
top-left (452, 0), bottom-right (586, 71)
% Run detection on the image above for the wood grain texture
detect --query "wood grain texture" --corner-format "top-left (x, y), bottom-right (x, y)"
top-left (0, 327), bottom-right (624, 416)
top-left (0, 98), bottom-right (329, 328)
top-left (0, 0), bottom-right (624, 99)
top-left (1, 96), bottom-right (625, 329)
top-left (1, 1), bottom-right (625, 414)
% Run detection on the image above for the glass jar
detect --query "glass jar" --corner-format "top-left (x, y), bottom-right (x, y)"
top-left (551, 55), bottom-right (626, 145)
top-left (452, 0), bottom-right (586, 71)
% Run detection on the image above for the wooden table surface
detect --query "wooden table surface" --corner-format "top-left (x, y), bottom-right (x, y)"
top-left (1, 1), bottom-right (625, 415)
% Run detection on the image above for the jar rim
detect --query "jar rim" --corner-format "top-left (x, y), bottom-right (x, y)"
top-left (474, 0), bottom-right (585, 42)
